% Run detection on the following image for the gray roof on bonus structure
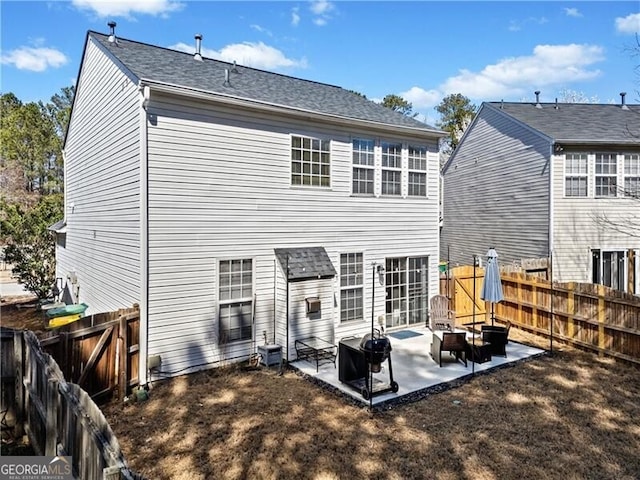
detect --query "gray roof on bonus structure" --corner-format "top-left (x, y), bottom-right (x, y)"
top-left (89, 32), bottom-right (443, 133)
top-left (274, 247), bottom-right (337, 282)
top-left (485, 101), bottom-right (640, 145)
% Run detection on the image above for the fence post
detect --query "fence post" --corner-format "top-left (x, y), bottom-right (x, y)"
top-left (45, 378), bottom-right (59, 455)
top-left (567, 282), bottom-right (575, 340)
top-left (531, 276), bottom-right (539, 330)
top-left (598, 284), bottom-right (606, 356)
top-left (118, 314), bottom-right (128, 400)
top-left (13, 331), bottom-right (24, 438)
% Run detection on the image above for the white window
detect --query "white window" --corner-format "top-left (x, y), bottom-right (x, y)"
top-left (218, 259), bottom-right (253, 343)
top-left (352, 139), bottom-right (375, 195)
top-left (623, 153), bottom-right (640, 198)
top-left (291, 135), bottom-right (330, 187)
top-left (595, 153), bottom-right (617, 197)
top-left (340, 253), bottom-right (364, 322)
top-left (592, 250), bottom-right (625, 292)
top-left (407, 145), bottom-right (428, 197)
top-left (564, 153), bottom-right (588, 197)
top-left (381, 142), bottom-right (402, 196)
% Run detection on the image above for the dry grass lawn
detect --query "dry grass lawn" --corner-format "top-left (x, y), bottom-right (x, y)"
top-left (2, 297), bottom-right (639, 479)
top-left (102, 332), bottom-right (640, 480)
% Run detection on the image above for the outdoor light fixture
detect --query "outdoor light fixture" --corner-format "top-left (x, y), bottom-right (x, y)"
top-left (376, 264), bottom-right (385, 285)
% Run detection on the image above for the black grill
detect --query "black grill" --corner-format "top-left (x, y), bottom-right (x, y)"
top-left (359, 330), bottom-right (392, 373)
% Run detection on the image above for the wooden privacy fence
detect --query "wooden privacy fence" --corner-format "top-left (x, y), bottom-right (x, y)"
top-left (441, 265), bottom-right (640, 365)
top-left (39, 305), bottom-right (140, 403)
top-left (1, 327), bottom-right (144, 479)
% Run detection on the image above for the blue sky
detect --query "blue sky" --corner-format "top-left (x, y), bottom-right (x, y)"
top-left (1, 1), bottom-right (639, 124)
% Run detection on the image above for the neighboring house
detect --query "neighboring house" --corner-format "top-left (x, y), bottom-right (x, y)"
top-left (52, 27), bottom-right (446, 384)
top-left (440, 92), bottom-right (640, 294)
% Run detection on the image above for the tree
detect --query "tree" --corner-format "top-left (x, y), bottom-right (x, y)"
top-left (435, 93), bottom-right (477, 156)
top-left (1, 194), bottom-right (63, 298)
top-left (381, 94), bottom-right (417, 117)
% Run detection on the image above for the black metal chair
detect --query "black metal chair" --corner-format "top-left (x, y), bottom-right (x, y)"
top-left (481, 322), bottom-right (511, 357)
top-left (430, 331), bottom-right (467, 367)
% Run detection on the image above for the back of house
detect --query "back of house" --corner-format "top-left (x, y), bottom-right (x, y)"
top-left (55, 26), bottom-right (447, 384)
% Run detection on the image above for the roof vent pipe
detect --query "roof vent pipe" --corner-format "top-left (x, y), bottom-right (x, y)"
top-left (535, 91), bottom-right (542, 108)
top-left (620, 92), bottom-right (629, 110)
top-left (554, 98), bottom-right (559, 110)
top-left (224, 68), bottom-right (230, 87)
top-left (108, 21), bottom-right (117, 43)
top-left (500, 99), bottom-right (504, 109)
top-left (232, 60), bottom-right (239, 73)
top-left (194, 34), bottom-right (203, 61)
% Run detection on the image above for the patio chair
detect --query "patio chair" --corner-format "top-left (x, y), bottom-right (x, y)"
top-left (429, 295), bottom-right (455, 332)
top-left (430, 331), bottom-right (467, 367)
top-left (481, 322), bottom-right (511, 357)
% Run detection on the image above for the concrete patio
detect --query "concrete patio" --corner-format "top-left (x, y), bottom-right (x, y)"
top-left (290, 325), bottom-right (546, 407)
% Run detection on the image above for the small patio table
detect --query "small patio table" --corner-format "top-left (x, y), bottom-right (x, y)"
top-left (295, 337), bottom-right (337, 372)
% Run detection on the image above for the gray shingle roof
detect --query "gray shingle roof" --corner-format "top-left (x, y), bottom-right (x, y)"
top-left (274, 247), bottom-right (336, 281)
top-left (90, 32), bottom-right (443, 133)
top-left (486, 101), bottom-right (640, 144)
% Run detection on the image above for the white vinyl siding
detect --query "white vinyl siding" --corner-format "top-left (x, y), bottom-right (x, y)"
top-left (440, 105), bottom-right (551, 265)
top-left (145, 92), bottom-right (441, 373)
top-left (56, 37), bottom-right (140, 314)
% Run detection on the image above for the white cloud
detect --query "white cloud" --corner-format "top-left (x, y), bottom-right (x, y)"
top-left (71, 0), bottom-right (184, 19)
top-left (169, 41), bottom-right (307, 70)
top-left (291, 7), bottom-right (300, 27)
top-left (309, 0), bottom-right (334, 26)
top-left (250, 24), bottom-right (272, 37)
top-left (1, 46), bottom-right (68, 72)
top-left (615, 13), bottom-right (640, 34)
top-left (400, 87), bottom-right (442, 110)
top-left (508, 16), bottom-right (548, 32)
top-left (439, 44), bottom-right (604, 99)
top-left (564, 8), bottom-right (582, 18)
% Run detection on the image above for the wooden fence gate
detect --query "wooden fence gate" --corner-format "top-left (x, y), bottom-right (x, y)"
top-left (440, 265), bottom-right (487, 325)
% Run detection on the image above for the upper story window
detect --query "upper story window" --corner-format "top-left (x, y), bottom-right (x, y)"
top-left (340, 253), bottom-right (364, 322)
top-left (623, 153), bottom-right (640, 198)
top-left (564, 153), bottom-right (588, 197)
top-left (595, 153), bottom-right (617, 197)
top-left (291, 135), bottom-right (330, 187)
top-left (381, 142), bottom-right (402, 196)
top-left (407, 145), bottom-right (428, 197)
top-left (352, 139), bottom-right (375, 195)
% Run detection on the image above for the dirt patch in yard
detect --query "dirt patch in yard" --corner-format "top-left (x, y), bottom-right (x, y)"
top-left (102, 338), bottom-right (640, 480)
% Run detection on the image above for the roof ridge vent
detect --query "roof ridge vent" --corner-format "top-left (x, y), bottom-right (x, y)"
top-left (194, 34), bottom-right (203, 61)
top-left (534, 91), bottom-right (542, 108)
top-left (620, 92), bottom-right (629, 110)
top-left (107, 21), bottom-right (117, 44)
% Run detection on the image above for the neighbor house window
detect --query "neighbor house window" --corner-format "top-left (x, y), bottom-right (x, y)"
top-left (381, 142), bottom-right (402, 195)
top-left (592, 250), bottom-right (625, 292)
top-left (291, 135), bottom-right (330, 187)
top-left (408, 145), bottom-right (428, 197)
top-left (219, 259), bottom-right (253, 343)
top-left (340, 253), bottom-right (363, 322)
top-left (352, 139), bottom-right (375, 195)
top-left (623, 153), bottom-right (640, 198)
top-left (595, 153), bottom-right (617, 197)
top-left (564, 153), bottom-right (588, 197)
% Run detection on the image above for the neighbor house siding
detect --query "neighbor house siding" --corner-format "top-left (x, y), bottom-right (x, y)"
top-left (144, 92), bottom-right (440, 373)
top-left (441, 106), bottom-right (550, 266)
top-left (552, 149), bottom-right (640, 284)
top-left (57, 38), bottom-right (141, 314)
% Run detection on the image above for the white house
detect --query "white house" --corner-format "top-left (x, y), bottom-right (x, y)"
top-left (441, 92), bottom-right (640, 294)
top-left (53, 27), bottom-right (446, 384)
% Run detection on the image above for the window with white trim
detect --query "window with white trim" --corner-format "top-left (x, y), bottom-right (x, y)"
top-left (381, 142), bottom-right (402, 196)
top-left (352, 139), bottom-right (375, 195)
top-left (218, 259), bottom-right (253, 343)
top-left (408, 145), bottom-right (428, 197)
top-left (595, 153), bottom-right (617, 197)
top-left (291, 135), bottom-right (330, 187)
top-left (564, 153), bottom-right (588, 197)
top-left (340, 253), bottom-right (363, 322)
top-left (623, 153), bottom-right (640, 198)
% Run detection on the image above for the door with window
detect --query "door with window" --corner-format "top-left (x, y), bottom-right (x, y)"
top-left (592, 250), bottom-right (625, 291)
top-left (385, 257), bottom-right (429, 328)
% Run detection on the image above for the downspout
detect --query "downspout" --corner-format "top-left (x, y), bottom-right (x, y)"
top-left (549, 144), bottom-right (555, 355)
top-left (138, 83), bottom-right (150, 385)
top-left (285, 256), bottom-right (290, 363)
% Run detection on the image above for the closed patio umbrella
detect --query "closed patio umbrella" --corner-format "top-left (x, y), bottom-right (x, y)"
top-left (481, 248), bottom-right (503, 326)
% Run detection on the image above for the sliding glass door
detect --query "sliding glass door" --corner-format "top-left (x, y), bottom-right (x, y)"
top-left (385, 256), bottom-right (429, 328)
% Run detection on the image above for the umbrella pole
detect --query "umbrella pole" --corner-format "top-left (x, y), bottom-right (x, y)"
top-left (491, 302), bottom-right (495, 326)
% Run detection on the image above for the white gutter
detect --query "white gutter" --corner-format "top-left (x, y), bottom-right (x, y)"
top-left (140, 80), bottom-right (447, 138)
top-left (138, 83), bottom-right (150, 385)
